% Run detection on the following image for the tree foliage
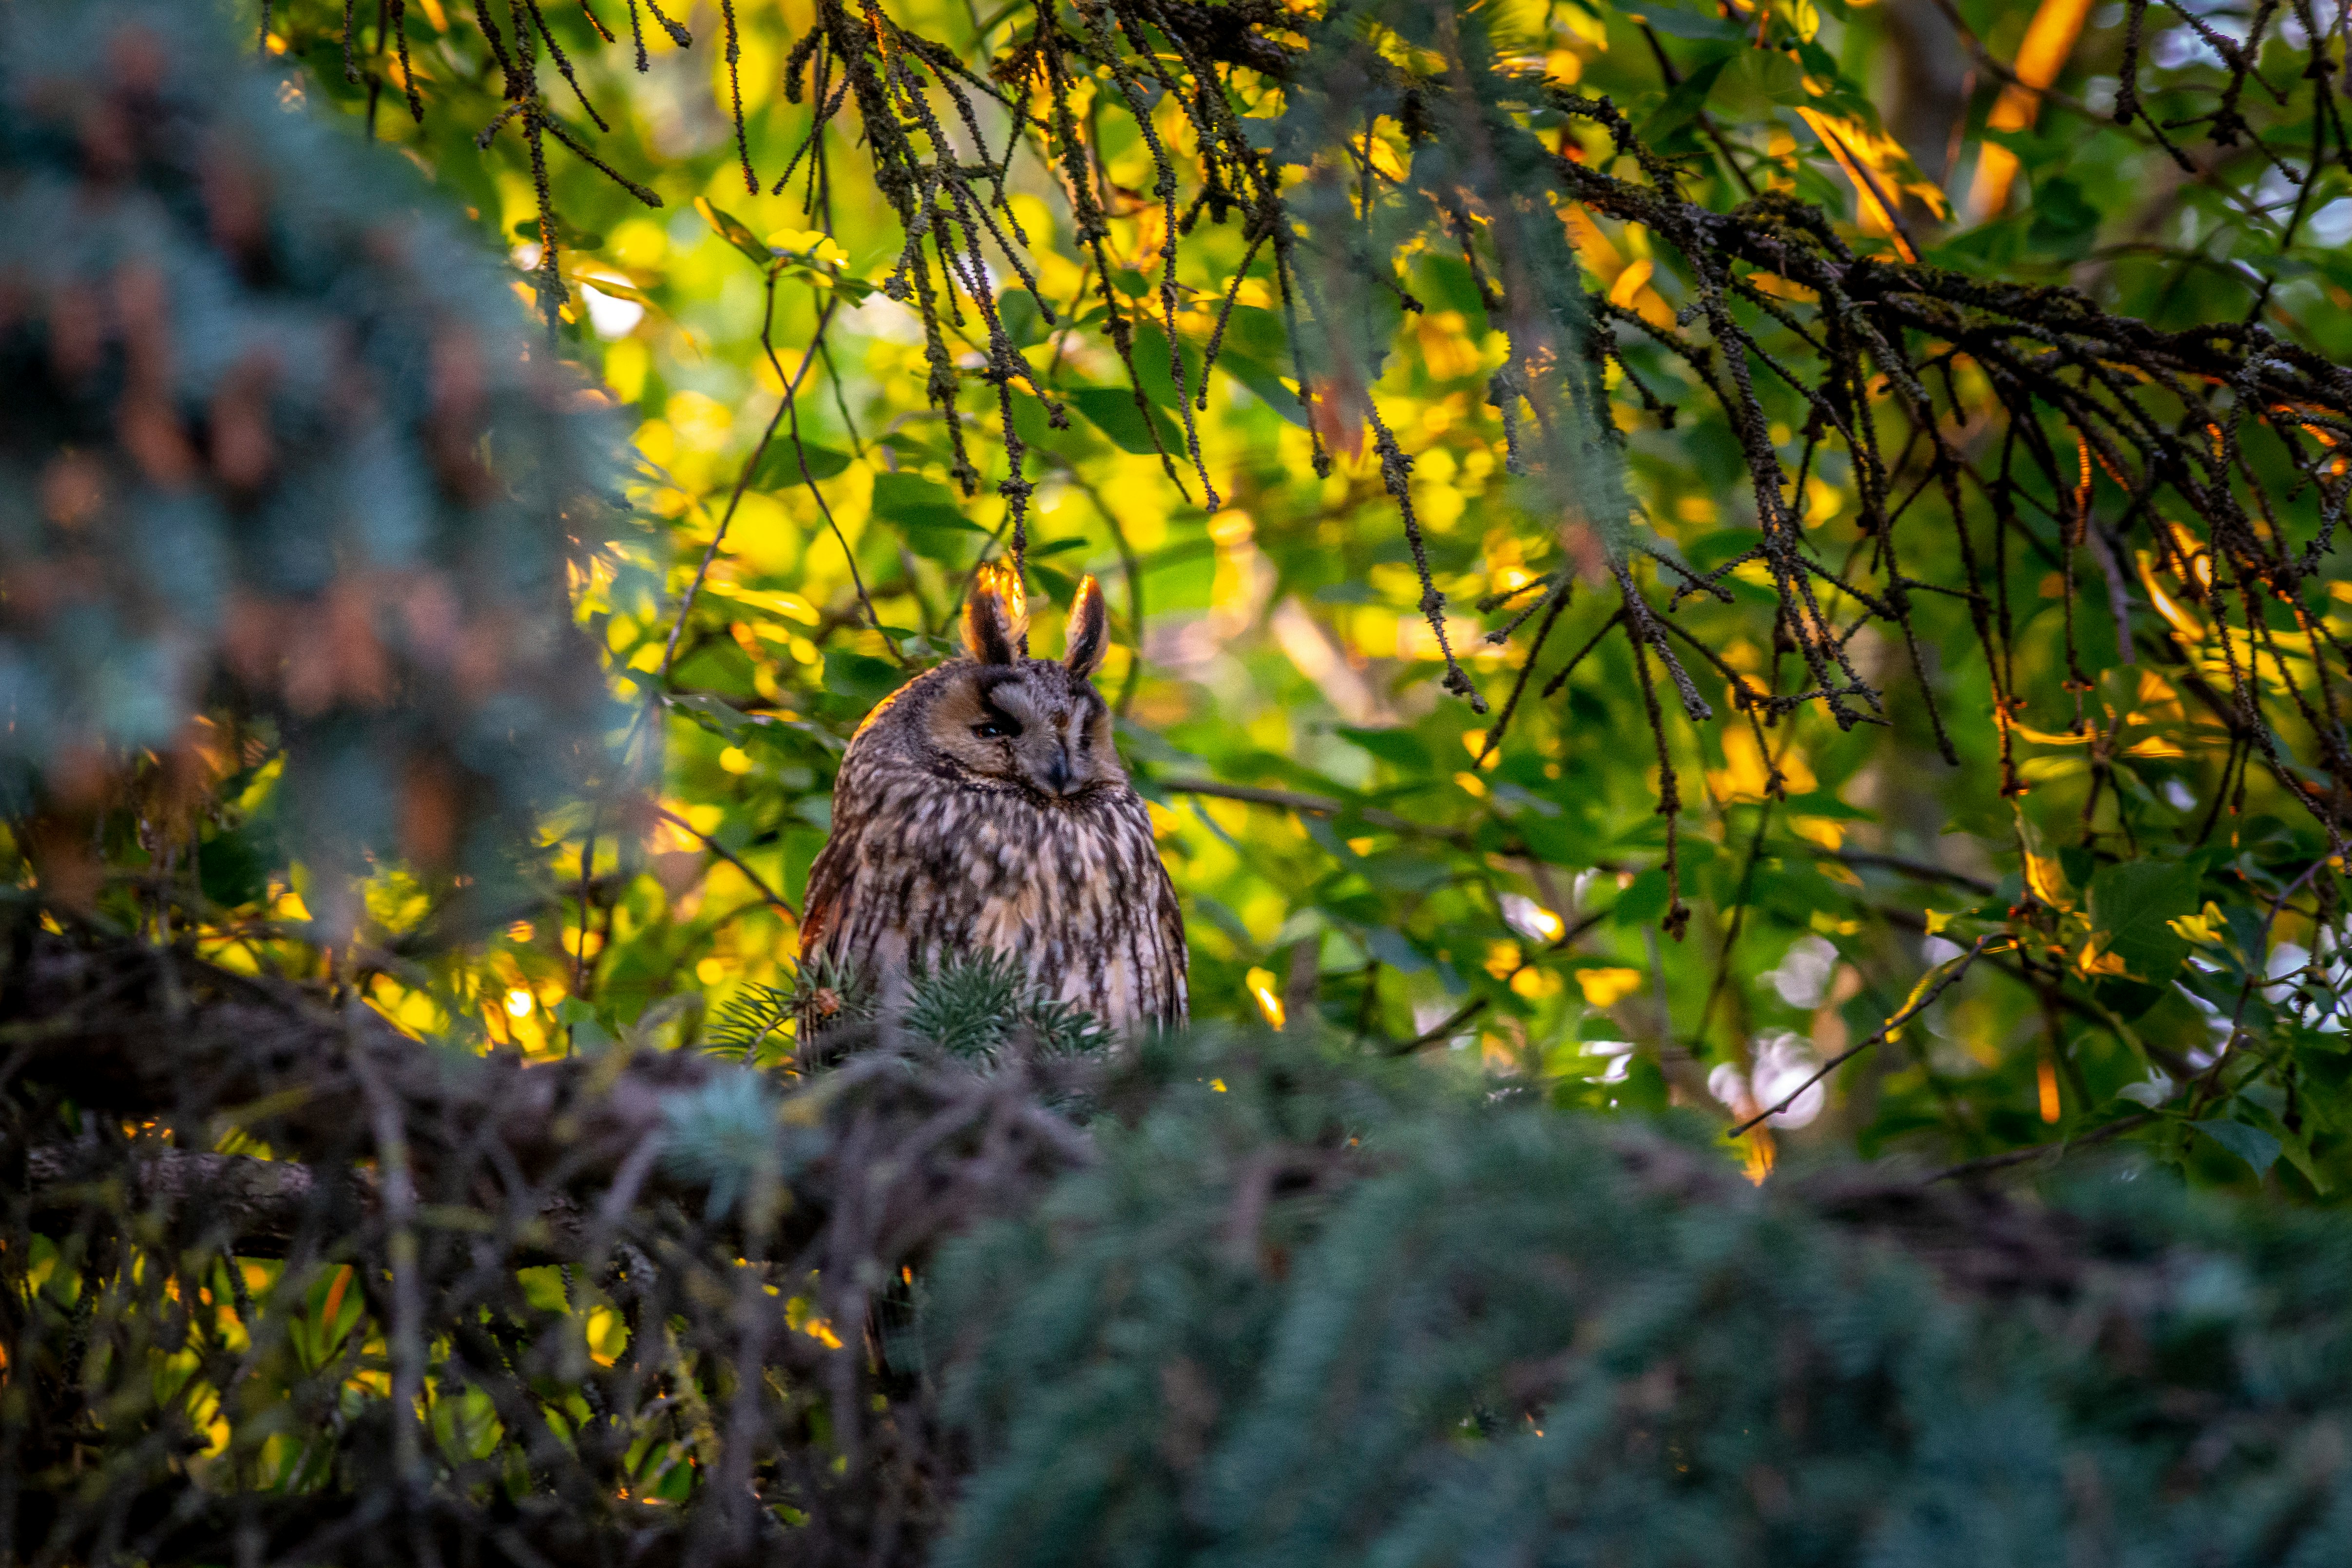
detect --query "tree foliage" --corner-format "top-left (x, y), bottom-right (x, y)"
top-left (177, 0), bottom-right (2346, 1187)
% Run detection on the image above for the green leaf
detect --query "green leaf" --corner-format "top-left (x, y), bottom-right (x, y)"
top-left (1613, 869), bottom-right (1670, 929)
top-left (2196, 1119), bottom-right (2281, 1179)
top-left (1028, 561), bottom-right (1083, 614)
top-left (2027, 176), bottom-right (2103, 259)
top-left (1068, 386), bottom-right (1183, 456)
top-left (1008, 389), bottom-right (1060, 450)
top-left (1411, 252), bottom-right (1487, 317)
top-left (872, 471), bottom-right (978, 532)
top-left (751, 441), bottom-right (852, 490)
top-left (2296, 1046), bottom-right (2352, 1131)
top-left (2087, 860), bottom-right (2198, 983)
top-left (997, 288), bottom-right (1049, 348)
top-left (1636, 54), bottom-right (1732, 148)
top-left (1730, 44), bottom-right (1808, 105)
top-left (1365, 927), bottom-right (1430, 973)
top-left (199, 817), bottom-right (277, 909)
top-left (1633, 4), bottom-right (1745, 41)
top-left (668, 690), bottom-right (750, 739)
top-left (555, 999), bottom-right (618, 1056)
top-left (1128, 321), bottom-right (1204, 412)
top-left (1359, 855), bottom-right (1452, 894)
top-left (1215, 305), bottom-right (1290, 364)
top-left (1338, 726), bottom-right (1432, 769)
top-left (696, 197), bottom-right (774, 267)
top-left (514, 215), bottom-right (604, 250)
top-left (1216, 352), bottom-right (1308, 425)
top-left (2090, 977), bottom-right (2167, 1022)
top-left (822, 650), bottom-right (906, 704)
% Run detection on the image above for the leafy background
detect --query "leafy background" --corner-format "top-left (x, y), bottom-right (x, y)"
top-left (57, 0), bottom-right (2352, 1191)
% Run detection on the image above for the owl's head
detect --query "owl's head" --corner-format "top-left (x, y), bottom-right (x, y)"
top-left (899, 564), bottom-right (1121, 801)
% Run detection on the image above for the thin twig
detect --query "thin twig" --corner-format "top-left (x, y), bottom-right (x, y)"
top-left (654, 805), bottom-right (798, 918)
top-left (1732, 937), bottom-right (1997, 1136)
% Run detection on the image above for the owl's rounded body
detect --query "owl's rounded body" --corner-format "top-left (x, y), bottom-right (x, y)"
top-left (798, 570), bottom-right (1187, 1034)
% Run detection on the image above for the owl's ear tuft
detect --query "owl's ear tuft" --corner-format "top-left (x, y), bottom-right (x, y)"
top-left (962, 561), bottom-right (1029, 664)
top-left (1063, 574), bottom-right (1109, 677)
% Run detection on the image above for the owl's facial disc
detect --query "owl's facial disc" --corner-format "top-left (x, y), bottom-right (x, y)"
top-left (924, 665), bottom-right (1120, 800)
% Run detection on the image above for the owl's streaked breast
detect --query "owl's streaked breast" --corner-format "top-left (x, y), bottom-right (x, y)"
top-left (802, 764), bottom-right (1186, 1033)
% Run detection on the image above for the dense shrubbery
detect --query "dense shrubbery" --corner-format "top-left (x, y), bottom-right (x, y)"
top-left (939, 1028), bottom-right (2352, 1568)
top-left (12, 911), bottom-right (2352, 1566)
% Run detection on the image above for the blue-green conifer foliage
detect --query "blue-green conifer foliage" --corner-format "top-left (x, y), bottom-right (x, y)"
top-left (0, 0), bottom-right (627, 910)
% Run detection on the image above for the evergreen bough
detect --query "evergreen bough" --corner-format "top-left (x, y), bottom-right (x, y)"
top-left (931, 1029), bottom-right (2352, 1568)
top-left (900, 952), bottom-right (1110, 1063)
top-left (0, 0), bottom-right (631, 924)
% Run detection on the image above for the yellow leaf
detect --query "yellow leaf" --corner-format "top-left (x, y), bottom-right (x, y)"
top-left (2136, 549), bottom-right (2206, 643)
top-left (1608, 256), bottom-right (1654, 307)
top-left (1245, 967), bottom-right (1286, 1031)
top-left (1885, 940), bottom-right (1974, 1042)
top-left (1354, 131), bottom-right (1409, 184)
top-left (1604, 256), bottom-right (1674, 328)
top-left (1511, 967), bottom-right (1563, 1000)
top-left (2018, 755), bottom-right (2088, 785)
top-left (1796, 108), bottom-right (1942, 260)
top-left (2011, 720), bottom-right (2093, 746)
top-left (1558, 203), bottom-right (1623, 277)
top-left (2077, 938), bottom-right (2130, 978)
top-left (1967, 0), bottom-right (2095, 218)
top-left (1747, 271), bottom-right (1819, 304)
top-left (1575, 967), bottom-right (1645, 1008)
top-left (1707, 726), bottom-right (1814, 803)
top-left (2168, 902), bottom-right (2225, 945)
top-left (1790, 815), bottom-right (1844, 851)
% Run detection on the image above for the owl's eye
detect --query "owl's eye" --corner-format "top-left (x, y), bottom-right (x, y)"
top-left (973, 718), bottom-right (1017, 740)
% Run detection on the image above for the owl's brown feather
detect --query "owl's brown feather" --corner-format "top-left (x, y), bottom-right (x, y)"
top-left (799, 574), bottom-right (1186, 1034)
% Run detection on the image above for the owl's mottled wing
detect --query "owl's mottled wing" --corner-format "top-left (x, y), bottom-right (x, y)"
top-left (797, 770), bottom-right (924, 984)
top-left (1083, 789), bottom-right (1187, 1026)
top-left (796, 808), bottom-right (857, 960)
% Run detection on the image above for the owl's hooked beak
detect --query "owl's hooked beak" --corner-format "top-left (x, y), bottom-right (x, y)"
top-left (1043, 741), bottom-right (1074, 796)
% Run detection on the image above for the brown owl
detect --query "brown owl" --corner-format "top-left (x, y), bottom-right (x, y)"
top-left (797, 565), bottom-right (1187, 1037)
